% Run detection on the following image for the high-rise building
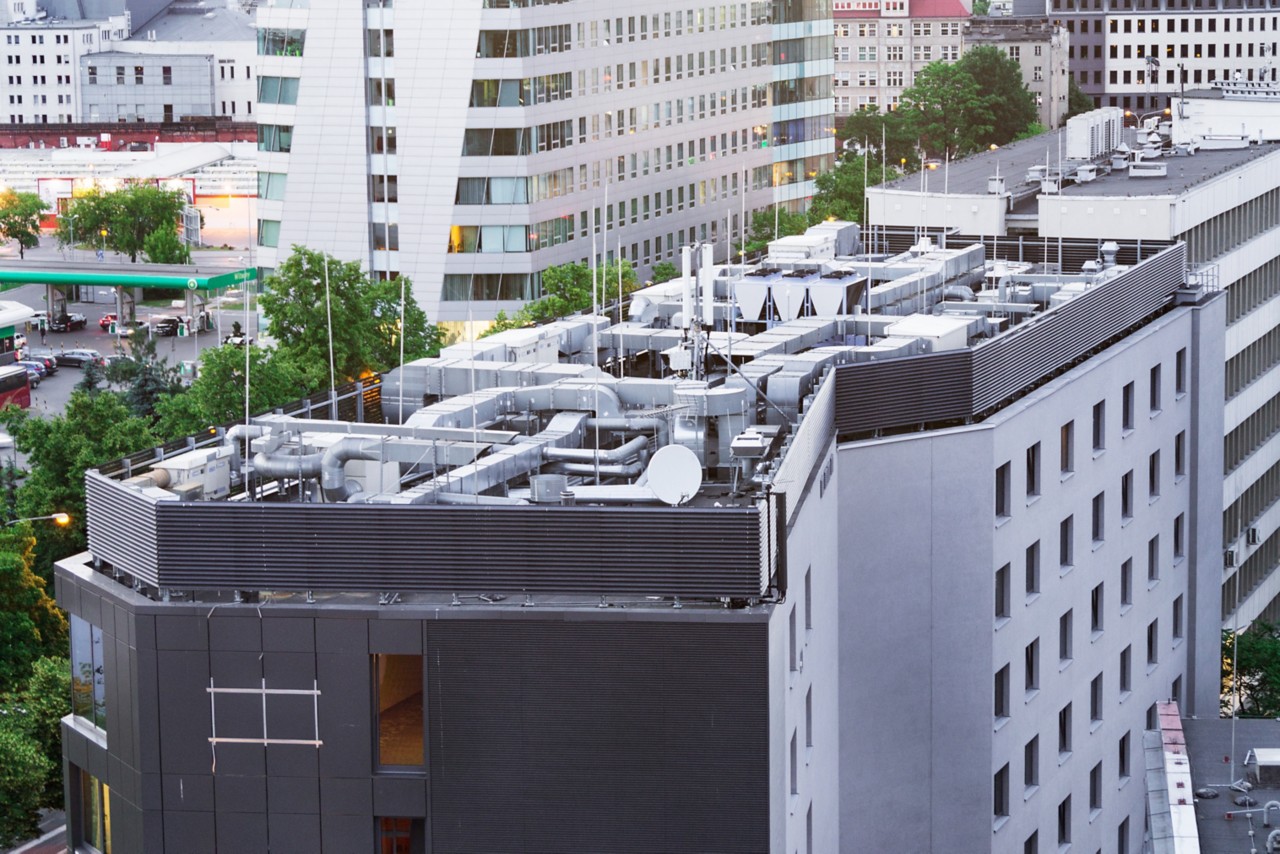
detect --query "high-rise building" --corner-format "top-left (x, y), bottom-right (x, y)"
top-left (59, 217), bottom-right (1220, 851)
top-left (252, 1), bottom-right (835, 328)
top-left (866, 93), bottom-right (1280, 632)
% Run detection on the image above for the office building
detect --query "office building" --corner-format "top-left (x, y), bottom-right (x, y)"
top-left (832, 0), bottom-right (969, 118)
top-left (867, 94), bottom-right (1280, 634)
top-left (252, 1), bottom-right (834, 328)
top-left (60, 210), bottom-right (1220, 850)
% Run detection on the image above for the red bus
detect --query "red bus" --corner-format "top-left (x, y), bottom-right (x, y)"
top-left (0, 363), bottom-right (32, 410)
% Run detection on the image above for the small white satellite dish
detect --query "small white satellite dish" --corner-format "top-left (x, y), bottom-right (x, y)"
top-left (646, 444), bottom-right (703, 506)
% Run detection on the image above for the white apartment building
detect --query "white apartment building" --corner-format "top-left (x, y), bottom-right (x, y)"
top-left (0, 14), bottom-right (127, 124)
top-left (253, 0), bottom-right (835, 327)
top-left (867, 97), bottom-right (1280, 634)
top-left (832, 0), bottom-right (968, 118)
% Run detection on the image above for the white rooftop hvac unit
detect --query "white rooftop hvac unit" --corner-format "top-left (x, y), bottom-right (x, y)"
top-left (1065, 107), bottom-right (1125, 162)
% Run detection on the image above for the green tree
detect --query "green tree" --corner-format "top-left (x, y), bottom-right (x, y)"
top-left (807, 154), bottom-right (902, 226)
top-left (55, 184), bottom-right (187, 262)
top-left (153, 344), bottom-right (308, 439)
top-left (742, 208), bottom-right (808, 255)
top-left (650, 261), bottom-right (679, 284)
top-left (479, 260), bottom-right (639, 336)
top-left (1223, 623), bottom-right (1280, 717)
top-left (0, 722), bottom-right (52, 848)
top-left (972, 0), bottom-right (990, 12)
top-left (898, 61), bottom-right (994, 159)
top-left (2, 656), bottom-right (70, 808)
top-left (955, 46), bottom-right (1039, 146)
top-left (1064, 76), bottom-right (1096, 122)
top-left (142, 222), bottom-right (192, 265)
top-left (841, 107), bottom-right (917, 169)
top-left (104, 336), bottom-right (184, 420)
top-left (0, 190), bottom-right (48, 260)
top-left (0, 530), bottom-right (65, 694)
top-left (0, 391), bottom-right (159, 578)
top-left (259, 247), bottom-right (443, 388)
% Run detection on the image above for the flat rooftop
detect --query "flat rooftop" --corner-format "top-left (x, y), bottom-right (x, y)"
top-left (1181, 716), bottom-right (1280, 854)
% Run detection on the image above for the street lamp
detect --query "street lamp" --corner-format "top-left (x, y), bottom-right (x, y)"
top-left (99, 228), bottom-right (108, 260)
top-left (67, 213), bottom-right (77, 262)
top-left (5, 512), bottom-right (71, 527)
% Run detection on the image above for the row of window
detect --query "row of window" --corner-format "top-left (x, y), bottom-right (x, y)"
top-left (1225, 388), bottom-right (1280, 475)
top-left (5, 113), bottom-right (73, 123)
top-left (5, 74), bottom-right (71, 86)
top-left (548, 4), bottom-right (776, 49)
top-left (1106, 12), bottom-right (1278, 32)
top-left (832, 20), bottom-right (962, 38)
top-left (1224, 526), bottom-right (1280, 620)
top-left (86, 65), bottom-right (174, 85)
top-left (4, 33), bottom-right (70, 44)
top-left (1223, 457), bottom-right (1280, 552)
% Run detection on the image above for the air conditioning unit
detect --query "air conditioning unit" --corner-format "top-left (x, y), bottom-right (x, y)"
top-left (1225, 549), bottom-right (1237, 568)
top-left (1247, 528), bottom-right (1260, 546)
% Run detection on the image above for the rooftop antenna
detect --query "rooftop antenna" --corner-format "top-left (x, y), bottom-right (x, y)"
top-left (323, 256), bottom-right (336, 418)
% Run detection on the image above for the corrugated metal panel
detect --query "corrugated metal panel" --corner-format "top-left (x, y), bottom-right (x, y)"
top-left (85, 472), bottom-right (766, 598)
top-left (425, 620), bottom-right (770, 854)
top-left (833, 244), bottom-right (1186, 437)
top-left (85, 473), bottom-right (158, 581)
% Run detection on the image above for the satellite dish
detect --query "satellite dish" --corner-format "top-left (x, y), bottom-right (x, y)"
top-left (646, 444), bottom-right (703, 506)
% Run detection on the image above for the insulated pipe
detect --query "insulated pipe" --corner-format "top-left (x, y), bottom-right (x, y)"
top-left (586, 416), bottom-right (669, 448)
top-left (542, 435), bottom-right (649, 465)
top-left (433, 492), bottom-right (530, 506)
top-left (254, 437), bottom-right (391, 503)
top-left (1269, 828), bottom-right (1280, 853)
top-left (544, 460), bottom-right (646, 478)
top-left (1264, 800), bottom-right (1280, 827)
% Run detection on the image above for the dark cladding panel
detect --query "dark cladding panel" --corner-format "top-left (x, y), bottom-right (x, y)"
top-left (426, 620), bottom-right (769, 853)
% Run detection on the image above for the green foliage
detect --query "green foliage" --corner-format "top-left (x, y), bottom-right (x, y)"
top-left (76, 360), bottom-right (105, 395)
top-left (954, 46), bottom-right (1039, 147)
top-left (105, 336), bottom-right (184, 420)
top-left (899, 61), bottom-right (993, 159)
top-left (742, 208), bottom-right (808, 255)
top-left (807, 154), bottom-right (902, 227)
top-left (259, 247), bottom-right (442, 388)
top-left (0, 722), bottom-right (52, 848)
top-left (0, 530), bottom-right (64, 694)
top-left (1064, 76), bottom-right (1096, 122)
top-left (56, 184), bottom-right (188, 262)
top-left (2, 656), bottom-right (69, 808)
top-left (1223, 623), bottom-right (1280, 717)
top-left (0, 190), bottom-right (47, 260)
top-left (650, 261), bottom-right (679, 284)
top-left (841, 108), bottom-right (918, 169)
top-left (479, 260), bottom-right (639, 336)
top-left (0, 392), bottom-right (159, 577)
top-left (142, 222), bottom-right (192, 265)
top-left (154, 344), bottom-right (307, 438)
top-left (972, 0), bottom-right (990, 12)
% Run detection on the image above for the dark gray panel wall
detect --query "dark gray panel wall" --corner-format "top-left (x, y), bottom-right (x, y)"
top-left (426, 620), bottom-right (770, 854)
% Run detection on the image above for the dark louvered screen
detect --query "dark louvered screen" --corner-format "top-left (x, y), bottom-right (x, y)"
top-left (834, 243), bottom-right (1187, 437)
top-left (425, 619), bottom-right (770, 854)
top-left (85, 472), bottom-right (767, 598)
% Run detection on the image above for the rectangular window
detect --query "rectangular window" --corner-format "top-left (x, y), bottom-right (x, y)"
top-left (257, 219), bottom-right (280, 248)
top-left (162, 65), bottom-right (171, 85)
top-left (996, 564), bottom-right (1011, 620)
top-left (1173, 595), bottom-right (1184, 640)
top-left (1122, 381), bottom-right (1135, 431)
top-left (1175, 431), bottom-right (1186, 477)
top-left (1025, 638), bottom-right (1039, 693)
top-left (1025, 831), bottom-right (1038, 854)
top-left (1059, 609), bottom-right (1073, 663)
top-left (1060, 516), bottom-right (1074, 569)
top-left (1092, 492), bottom-right (1105, 543)
top-left (1090, 673), bottom-right (1103, 722)
top-left (257, 75), bottom-right (299, 105)
top-left (258, 124), bottom-right (293, 153)
top-left (1175, 347), bottom-right (1187, 395)
top-left (1090, 761), bottom-right (1103, 811)
top-left (258, 171), bottom-right (287, 201)
top-left (1120, 645), bottom-right (1132, 693)
top-left (1026, 541), bottom-right (1040, 596)
top-left (1023, 735), bottom-right (1040, 789)
top-left (995, 663), bottom-right (1011, 719)
top-left (1058, 702), bottom-right (1072, 755)
top-left (996, 462), bottom-right (1011, 518)
top-left (1121, 470), bottom-right (1134, 520)
top-left (1057, 794), bottom-right (1071, 845)
top-left (1092, 400), bottom-right (1106, 451)
top-left (1060, 421), bottom-right (1074, 473)
top-left (374, 654), bottom-right (424, 766)
top-left (378, 818), bottom-right (419, 853)
top-left (134, 65), bottom-right (143, 84)
top-left (1148, 535), bottom-right (1160, 582)
top-left (790, 607), bottom-right (798, 670)
top-left (1119, 817), bottom-right (1130, 854)
top-left (804, 568), bottom-right (812, 631)
top-left (790, 731), bottom-right (798, 793)
top-left (1121, 559), bottom-right (1133, 607)
top-left (1026, 442), bottom-right (1041, 497)
top-left (70, 615), bottom-right (106, 730)
top-left (1149, 450), bottom-right (1160, 498)
top-left (1150, 364), bottom-right (1162, 412)
top-left (1147, 620), bottom-right (1159, 665)
top-left (77, 769), bottom-right (111, 854)
top-left (1119, 731), bottom-right (1131, 778)
top-left (995, 763), bottom-right (1010, 819)
top-left (1173, 513), bottom-right (1185, 560)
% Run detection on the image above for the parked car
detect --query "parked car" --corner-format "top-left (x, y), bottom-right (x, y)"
top-left (17, 359), bottom-right (47, 378)
top-left (152, 316), bottom-right (181, 337)
top-left (49, 312), bottom-right (88, 332)
top-left (99, 313), bottom-right (117, 331)
top-left (55, 349), bottom-right (104, 368)
top-left (31, 355), bottom-right (57, 375)
top-left (119, 320), bottom-right (150, 338)
top-left (20, 365), bottom-right (39, 387)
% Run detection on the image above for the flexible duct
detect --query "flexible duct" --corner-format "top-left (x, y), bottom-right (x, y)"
top-left (544, 461), bottom-right (647, 478)
top-left (433, 492), bottom-right (530, 506)
top-left (1270, 828), bottom-right (1280, 854)
top-left (586, 417), bottom-right (669, 448)
top-left (543, 435), bottom-right (649, 465)
top-left (253, 437), bottom-right (392, 503)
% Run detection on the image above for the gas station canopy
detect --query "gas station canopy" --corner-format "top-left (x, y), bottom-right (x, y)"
top-left (0, 259), bottom-right (255, 292)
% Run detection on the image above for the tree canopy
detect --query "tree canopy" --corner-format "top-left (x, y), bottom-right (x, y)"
top-left (0, 530), bottom-right (63, 693)
top-left (1223, 623), bottom-right (1280, 717)
top-left (807, 154), bottom-right (902, 226)
top-left (483, 259), bottom-right (639, 336)
top-left (1064, 76), bottom-right (1097, 122)
top-left (0, 190), bottom-right (47, 260)
top-left (154, 344), bottom-right (308, 438)
top-left (55, 183), bottom-right (188, 262)
top-left (142, 222), bottom-right (192, 265)
top-left (259, 246), bottom-right (442, 387)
